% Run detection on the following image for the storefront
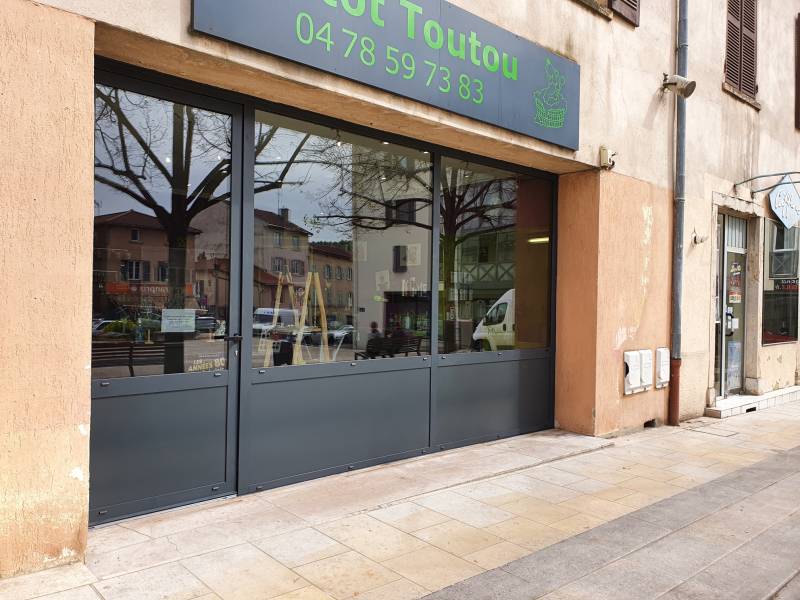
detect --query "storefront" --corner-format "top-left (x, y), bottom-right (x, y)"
top-left (8, 0), bottom-right (707, 577)
top-left (87, 0), bottom-right (575, 523)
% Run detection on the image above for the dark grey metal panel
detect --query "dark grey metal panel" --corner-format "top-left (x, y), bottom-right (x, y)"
top-left (240, 369), bottom-right (430, 490)
top-left (90, 387), bottom-right (230, 514)
top-left (433, 357), bottom-right (552, 447)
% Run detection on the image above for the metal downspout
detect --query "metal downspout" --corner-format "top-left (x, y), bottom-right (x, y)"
top-left (669, 0), bottom-right (689, 426)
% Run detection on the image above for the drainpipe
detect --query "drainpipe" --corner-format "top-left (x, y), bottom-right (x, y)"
top-left (668, 0), bottom-right (689, 426)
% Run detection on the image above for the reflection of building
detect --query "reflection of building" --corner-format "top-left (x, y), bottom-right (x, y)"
top-left (92, 210), bottom-right (199, 317)
top-left (309, 242), bottom-right (353, 327)
top-left (353, 152), bottom-right (432, 345)
top-left (252, 208), bottom-right (311, 309)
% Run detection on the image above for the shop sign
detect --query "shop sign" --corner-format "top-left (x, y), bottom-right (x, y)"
top-left (192, 0), bottom-right (580, 149)
top-left (770, 175), bottom-right (800, 229)
top-left (775, 279), bottom-right (799, 292)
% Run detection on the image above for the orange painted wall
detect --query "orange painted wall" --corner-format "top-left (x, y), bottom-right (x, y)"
top-left (0, 0), bottom-right (94, 577)
top-left (556, 170), bottom-right (671, 437)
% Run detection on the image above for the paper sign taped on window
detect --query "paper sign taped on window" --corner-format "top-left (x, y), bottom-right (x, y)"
top-left (161, 309), bottom-right (196, 333)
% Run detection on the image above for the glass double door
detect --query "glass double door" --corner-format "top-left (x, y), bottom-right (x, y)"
top-left (714, 215), bottom-right (747, 398)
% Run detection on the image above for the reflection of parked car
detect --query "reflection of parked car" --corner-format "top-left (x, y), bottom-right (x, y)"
top-left (472, 289), bottom-right (515, 351)
top-left (195, 316), bottom-right (217, 333)
top-left (92, 320), bottom-right (115, 337)
top-left (253, 308), bottom-right (297, 336)
top-left (329, 325), bottom-right (354, 344)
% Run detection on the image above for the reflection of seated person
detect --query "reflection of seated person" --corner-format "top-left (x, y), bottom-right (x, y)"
top-left (367, 321), bottom-right (382, 358)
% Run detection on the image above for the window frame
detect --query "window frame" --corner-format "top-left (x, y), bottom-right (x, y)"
top-left (762, 219), bottom-right (799, 345)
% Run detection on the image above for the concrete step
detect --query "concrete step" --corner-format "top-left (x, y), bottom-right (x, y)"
top-left (705, 386), bottom-right (800, 419)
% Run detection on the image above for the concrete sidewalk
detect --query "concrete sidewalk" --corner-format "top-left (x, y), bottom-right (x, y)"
top-left (2, 400), bottom-right (800, 600)
top-left (426, 444), bottom-right (800, 599)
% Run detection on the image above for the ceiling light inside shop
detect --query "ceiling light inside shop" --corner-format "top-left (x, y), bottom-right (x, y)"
top-left (528, 237), bottom-right (550, 244)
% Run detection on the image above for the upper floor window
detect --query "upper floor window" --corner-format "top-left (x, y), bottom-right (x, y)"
top-left (130, 229), bottom-right (141, 242)
top-left (324, 264), bottom-right (332, 280)
top-left (336, 266), bottom-right (343, 280)
top-left (274, 230), bottom-right (284, 248)
top-left (726, 0), bottom-right (758, 98)
top-left (290, 259), bottom-right (305, 276)
top-left (272, 256), bottom-right (286, 273)
top-left (610, 0), bottom-right (640, 26)
top-left (292, 235), bottom-right (300, 250)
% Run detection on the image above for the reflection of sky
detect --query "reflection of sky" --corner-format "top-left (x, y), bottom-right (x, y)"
top-left (94, 88), bottom-right (232, 219)
top-left (95, 90), bottom-right (431, 247)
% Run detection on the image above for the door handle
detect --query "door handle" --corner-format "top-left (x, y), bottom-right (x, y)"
top-left (221, 334), bottom-right (243, 359)
top-left (216, 334), bottom-right (243, 343)
top-left (725, 314), bottom-right (734, 337)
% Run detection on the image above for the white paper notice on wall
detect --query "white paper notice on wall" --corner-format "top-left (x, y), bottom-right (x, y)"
top-left (161, 309), bottom-right (196, 333)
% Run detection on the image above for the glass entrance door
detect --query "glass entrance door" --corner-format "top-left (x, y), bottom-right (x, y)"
top-left (715, 215), bottom-right (747, 398)
top-left (90, 71), bottom-right (243, 523)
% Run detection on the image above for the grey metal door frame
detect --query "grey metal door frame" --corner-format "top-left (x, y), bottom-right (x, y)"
top-left (89, 67), bottom-right (245, 524)
top-left (91, 59), bottom-right (558, 511)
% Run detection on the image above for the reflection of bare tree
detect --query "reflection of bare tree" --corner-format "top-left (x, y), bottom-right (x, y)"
top-left (440, 171), bottom-right (517, 351)
top-left (95, 87), bottom-right (234, 372)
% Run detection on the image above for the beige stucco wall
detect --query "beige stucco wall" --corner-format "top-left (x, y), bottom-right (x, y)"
top-left (678, 0), bottom-right (800, 416)
top-left (0, 0), bottom-right (94, 578)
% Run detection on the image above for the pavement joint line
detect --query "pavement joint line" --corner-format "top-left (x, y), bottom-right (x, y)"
top-left (426, 443), bottom-right (800, 599)
top-left (317, 438), bottom-right (617, 519)
top-left (768, 569), bottom-right (800, 600)
top-left (650, 507), bottom-right (800, 599)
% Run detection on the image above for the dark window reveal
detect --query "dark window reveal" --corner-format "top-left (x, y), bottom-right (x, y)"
top-left (610, 0), bottom-right (640, 26)
top-left (763, 221), bottom-right (799, 344)
top-left (726, 0), bottom-right (758, 98)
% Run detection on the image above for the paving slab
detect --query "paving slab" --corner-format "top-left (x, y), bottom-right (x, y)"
top-left (425, 439), bottom-right (800, 600)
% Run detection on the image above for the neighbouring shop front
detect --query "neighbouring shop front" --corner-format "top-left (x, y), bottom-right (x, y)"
top-left (89, 0), bottom-right (579, 523)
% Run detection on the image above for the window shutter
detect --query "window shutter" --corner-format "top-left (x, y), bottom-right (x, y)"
top-left (610, 0), bottom-right (640, 27)
top-left (726, 0), bottom-right (742, 89)
top-left (740, 0), bottom-right (758, 97)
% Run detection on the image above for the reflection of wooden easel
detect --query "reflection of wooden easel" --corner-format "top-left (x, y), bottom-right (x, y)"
top-left (292, 272), bottom-right (330, 366)
top-left (260, 272), bottom-right (297, 367)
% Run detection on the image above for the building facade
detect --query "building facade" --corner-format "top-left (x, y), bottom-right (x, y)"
top-left (1, 0), bottom-right (799, 578)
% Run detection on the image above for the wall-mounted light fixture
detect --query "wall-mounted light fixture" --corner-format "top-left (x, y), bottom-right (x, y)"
top-left (662, 74), bottom-right (697, 98)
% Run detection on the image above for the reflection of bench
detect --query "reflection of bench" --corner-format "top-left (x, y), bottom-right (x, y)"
top-left (355, 336), bottom-right (423, 360)
top-left (92, 342), bottom-right (166, 376)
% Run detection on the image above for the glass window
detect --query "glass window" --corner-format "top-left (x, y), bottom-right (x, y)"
top-left (251, 110), bottom-right (432, 367)
top-left (763, 220), bottom-right (798, 344)
top-left (93, 84), bottom-right (231, 379)
top-left (439, 158), bottom-right (552, 353)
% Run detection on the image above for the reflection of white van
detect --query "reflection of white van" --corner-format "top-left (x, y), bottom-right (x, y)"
top-left (253, 308), bottom-right (297, 336)
top-left (473, 290), bottom-right (515, 351)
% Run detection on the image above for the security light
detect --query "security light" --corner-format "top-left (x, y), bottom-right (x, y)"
top-left (662, 74), bottom-right (697, 99)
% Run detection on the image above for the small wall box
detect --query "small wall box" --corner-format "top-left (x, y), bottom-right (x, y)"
top-left (656, 347), bottom-right (670, 388)
top-left (639, 349), bottom-right (653, 390)
top-left (624, 351), bottom-right (642, 395)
